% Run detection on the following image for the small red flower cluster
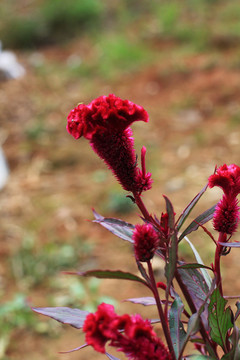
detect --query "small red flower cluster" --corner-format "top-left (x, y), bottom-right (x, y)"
top-left (67, 94), bottom-right (152, 194)
top-left (83, 303), bottom-right (171, 360)
top-left (208, 164), bottom-right (240, 234)
top-left (133, 224), bottom-right (159, 262)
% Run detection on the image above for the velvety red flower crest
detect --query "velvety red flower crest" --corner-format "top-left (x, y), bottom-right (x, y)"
top-left (208, 164), bottom-right (240, 198)
top-left (67, 94), bottom-right (148, 140)
top-left (66, 94), bottom-right (152, 194)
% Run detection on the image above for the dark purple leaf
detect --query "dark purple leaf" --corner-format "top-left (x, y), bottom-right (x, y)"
top-left (169, 295), bottom-right (186, 359)
top-left (70, 269), bottom-right (149, 287)
top-left (59, 344), bottom-right (88, 354)
top-left (124, 297), bottom-right (156, 306)
top-left (136, 260), bottom-right (150, 283)
top-left (219, 242), bottom-right (240, 248)
top-left (177, 267), bottom-right (209, 327)
top-left (106, 353), bottom-right (121, 360)
top-left (178, 263), bottom-right (213, 271)
top-left (163, 195), bottom-right (175, 229)
top-left (177, 184), bottom-right (208, 231)
top-left (179, 204), bottom-right (217, 241)
top-left (32, 307), bottom-right (89, 329)
top-left (93, 209), bottom-right (134, 243)
top-left (235, 301), bottom-right (240, 321)
top-left (221, 325), bottom-right (240, 360)
top-left (163, 196), bottom-right (178, 302)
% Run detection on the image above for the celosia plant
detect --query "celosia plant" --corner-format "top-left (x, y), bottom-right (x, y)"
top-left (34, 94), bottom-right (240, 360)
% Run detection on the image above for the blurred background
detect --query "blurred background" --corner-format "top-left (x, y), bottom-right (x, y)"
top-left (1, 0), bottom-right (240, 359)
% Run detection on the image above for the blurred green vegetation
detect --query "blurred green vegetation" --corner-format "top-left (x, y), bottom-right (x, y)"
top-left (1, 0), bottom-right (240, 51)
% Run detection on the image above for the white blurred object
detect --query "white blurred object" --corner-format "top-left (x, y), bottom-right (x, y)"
top-left (0, 146), bottom-right (9, 189)
top-left (0, 41), bottom-right (25, 80)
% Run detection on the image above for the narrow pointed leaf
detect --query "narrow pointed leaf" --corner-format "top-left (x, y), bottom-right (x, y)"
top-left (218, 242), bottom-right (240, 248)
top-left (32, 307), bottom-right (89, 329)
top-left (106, 353), bottom-right (121, 360)
top-left (179, 204), bottom-right (217, 241)
top-left (93, 209), bottom-right (134, 243)
top-left (73, 269), bottom-right (149, 287)
top-left (163, 196), bottom-right (178, 300)
top-left (208, 288), bottom-right (234, 351)
top-left (177, 267), bottom-right (209, 327)
top-left (136, 260), bottom-right (150, 283)
top-left (178, 263), bottom-right (213, 271)
top-left (124, 297), bottom-right (156, 306)
top-left (177, 184), bottom-right (208, 231)
top-left (186, 356), bottom-right (214, 359)
top-left (182, 236), bottom-right (212, 288)
top-left (169, 295), bottom-right (186, 359)
top-left (235, 301), bottom-right (240, 321)
top-left (59, 344), bottom-right (88, 354)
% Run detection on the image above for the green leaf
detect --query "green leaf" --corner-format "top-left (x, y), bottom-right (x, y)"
top-left (208, 288), bottom-right (234, 351)
top-left (73, 269), bottom-right (149, 287)
top-left (177, 184), bottom-right (208, 231)
top-left (169, 295), bottom-right (186, 359)
top-left (92, 209), bottom-right (134, 243)
top-left (179, 204), bottom-right (217, 241)
top-left (32, 307), bottom-right (89, 329)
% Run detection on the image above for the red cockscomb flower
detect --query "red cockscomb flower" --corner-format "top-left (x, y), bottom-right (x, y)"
top-left (67, 94), bottom-right (152, 194)
top-left (208, 164), bottom-right (240, 235)
top-left (83, 303), bottom-right (171, 360)
top-left (82, 303), bottom-right (118, 353)
top-left (133, 223), bottom-right (159, 262)
top-left (208, 164), bottom-right (240, 198)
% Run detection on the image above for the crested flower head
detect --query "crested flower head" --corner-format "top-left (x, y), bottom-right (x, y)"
top-left (83, 303), bottom-right (118, 353)
top-left (208, 164), bottom-right (240, 198)
top-left (83, 303), bottom-right (171, 360)
top-left (66, 94), bottom-right (152, 194)
top-left (208, 164), bottom-right (240, 235)
top-left (67, 94), bottom-right (149, 140)
top-left (133, 223), bottom-right (159, 262)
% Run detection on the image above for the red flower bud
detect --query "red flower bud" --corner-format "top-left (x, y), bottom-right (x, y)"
top-left (209, 164), bottom-right (240, 235)
top-left (133, 223), bottom-right (159, 262)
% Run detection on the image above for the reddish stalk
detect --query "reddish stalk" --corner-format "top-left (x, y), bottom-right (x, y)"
top-left (214, 232), bottom-right (226, 296)
top-left (147, 260), bottom-right (176, 360)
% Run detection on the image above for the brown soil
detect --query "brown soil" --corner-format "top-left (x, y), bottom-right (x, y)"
top-left (1, 37), bottom-right (240, 359)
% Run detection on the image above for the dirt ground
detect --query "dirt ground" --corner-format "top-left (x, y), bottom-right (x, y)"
top-left (1, 36), bottom-right (240, 359)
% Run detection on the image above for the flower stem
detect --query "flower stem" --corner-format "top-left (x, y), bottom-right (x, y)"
top-left (214, 232), bottom-right (226, 296)
top-left (147, 260), bottom-right (176, 360)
